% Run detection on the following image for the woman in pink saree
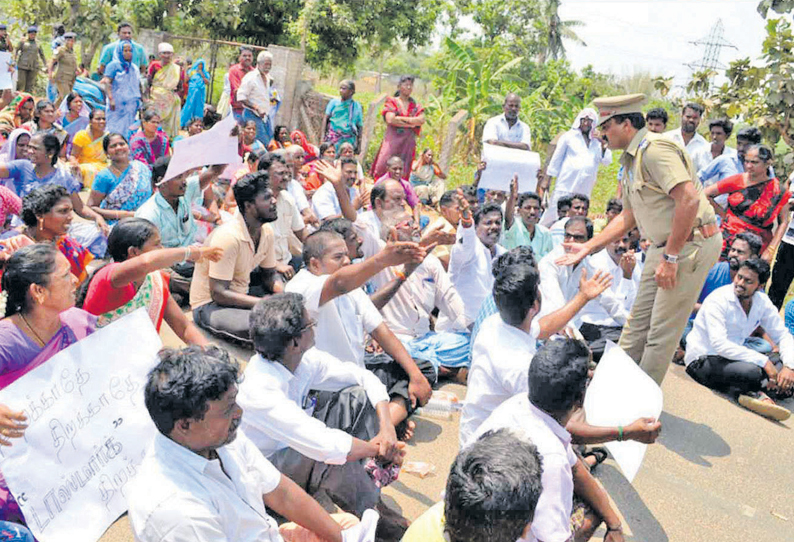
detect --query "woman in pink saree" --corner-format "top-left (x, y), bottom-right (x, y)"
top-left (0, 243), bottom-right (97, 526)
top-left (369, 75), bottom-right (425, 180)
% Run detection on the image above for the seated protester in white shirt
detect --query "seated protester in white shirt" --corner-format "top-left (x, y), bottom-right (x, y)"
top-left (447, 194), bottom-right (507, 327)
top-left (427, 189), bottom-right (461, 270)
top-left (281, 146), bottom-right (320, 228)
top-left (312, 157), bottom-right (366, 221)
top-left (402, 428), bottom-right (543, 542)
top-left (129, 345), bottom-right (372, 542)
top-left (239, 293), bottom-right (406, 522)
top-left (285, 230), bottom-right (435, 440)
top-left (364, 212), bottom-right (472, 382)
top-left (539, 217), bottom-right (631, 330)
top-left (550, 193), bottom-right (589, 247)
top-left (460, 251), bottom-right (660, 450)
top-left (258, 153), bottom-right (307, 279)
top-left (472, 340), bottom-right (626, 542)
top-left (685, 257), bottom-right (794, 422)
top-left (579, 230), bottom-right (641, 362)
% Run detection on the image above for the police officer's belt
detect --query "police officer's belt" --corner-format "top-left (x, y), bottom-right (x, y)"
top-left (656, 222), bottom-right (719, 248)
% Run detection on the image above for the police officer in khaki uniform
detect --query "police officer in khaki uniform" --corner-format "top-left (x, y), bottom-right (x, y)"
top-left (15, 26), bottom-right (47, 93)
top-left (49, 32), bottom-right (78, 103)
top-left (557, 93), bottom-right (722, 385)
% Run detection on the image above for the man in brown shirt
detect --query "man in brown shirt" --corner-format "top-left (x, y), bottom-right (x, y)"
top-left (190, 170), bottom-right (284, 345)
top-left (15, 26), bottom-right (46, 93)
top-left (557, 93), bottom-right (721, 385)
top-left (49, 32), bottom-right (78, 103)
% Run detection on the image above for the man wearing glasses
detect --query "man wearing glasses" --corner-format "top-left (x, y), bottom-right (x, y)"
top-left (538, 216), bottom-right (630, 332)
top-left (557, 93), bottom-right (721, 385)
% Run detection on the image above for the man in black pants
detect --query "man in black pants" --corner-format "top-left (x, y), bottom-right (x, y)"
top-left (684, 258), bottom-right (794, 420)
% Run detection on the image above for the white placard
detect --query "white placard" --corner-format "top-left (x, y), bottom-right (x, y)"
top-left (583, 341), bottom-right (663, 483)
top-left (479, 143), bottom-right (541, 193)
top-left (163, 113), bottom-right (241, 182)
top-left (0, 309), bottom-right (162, 542)
top-left (0, 52), bottom-right (14, 90)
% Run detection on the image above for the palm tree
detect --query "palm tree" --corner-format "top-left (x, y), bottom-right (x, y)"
top-left (537, 0), bottom-right (587, 63)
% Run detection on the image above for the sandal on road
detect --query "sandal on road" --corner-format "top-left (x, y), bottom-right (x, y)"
top-left (738, 391), bottom-right (791, 421)
top-left (581, 447), bottom-right (609, 471)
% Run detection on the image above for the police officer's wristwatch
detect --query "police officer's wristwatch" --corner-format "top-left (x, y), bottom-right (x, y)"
top-left (662, 253), bottom-right (678, 264)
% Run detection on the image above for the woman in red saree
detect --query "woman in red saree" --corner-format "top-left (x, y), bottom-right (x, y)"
top-left (79, 217), bottom-right (219, 343)
top-left (704, 144), bottom-right (790, 261)
top-left (369, 75), bottom-right (425, 180)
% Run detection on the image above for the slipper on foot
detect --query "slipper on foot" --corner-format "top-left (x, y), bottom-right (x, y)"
top-left (738, 393), bottom-right (791, 421)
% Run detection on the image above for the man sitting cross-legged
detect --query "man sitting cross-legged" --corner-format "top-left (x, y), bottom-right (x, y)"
top-left (238, 293), bottom-right (408, 530)
top-left (685, 257), bottom-right (794, 421)
top-left (460, 248), bottom-right (661, 448)
top-left (579, 229), bottom-right (641, 362)
top-left (473, 339), bottom-right (627, 542)
top-left (402, 428), bottom-right (543, 542)
top-left (128, 345), bottom-right (376, 542)
top-left (189, 170), bottom-right (284, 346)
top-left (326, 213), bottom-right (472, 382)
top-left (285, 230), bottom-right (435, 439)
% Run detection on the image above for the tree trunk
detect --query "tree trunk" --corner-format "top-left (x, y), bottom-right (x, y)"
top-left (81, 40), bottom-right (101, 70)
top-left (376, 53), bottom-right (384, 94)
top-left (69, 0), bottom-right (82, 27)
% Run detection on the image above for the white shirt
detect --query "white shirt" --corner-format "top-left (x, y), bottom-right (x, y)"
top-left (459, 313), bottom-right (540, 447)
top-left (580, 248), bottom-right (640, 327)
top-left (447, 224), bottom-right (507, 326)
top-left (380, 254), bottom-right (469, 340)
top-left (127, 432), bottom-right (283, 542)
top-left (538, 245), bottom-right (630, 329)
top-left (482, 114), bottom-right (532, 148)
top-left (285, 269), bottom-right (383, 367)
top-left (692, 145), bottom-right (737, 176)
top-left (238, 349), bottom-right (389, 462)
top-left (237, 69), bottom-right (274, 115)
top-left (311, 181), bottom-right (358, 220)
top-left (549, 217), bottom-right (569, 247)
top-left (545, 130), bottom-right (612, 196)
top-left (287, 179), bottom-right (309, 212)
top-left (684, 284), bottom-right (794, 369)
top-left (664, 128), bottom-right (709, 167)
top-left (473, 394), bottom-right (578, 542)
top-left (272, 191), bottom-right (304, 264)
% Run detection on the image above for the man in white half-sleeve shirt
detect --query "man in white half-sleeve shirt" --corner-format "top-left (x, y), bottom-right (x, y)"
top-left (664, 102), bottom-right (709, 167)
top-left (285, 230), bottom-right (434, 437)
top-left (538, 217), bottom-right (630, 330)
top-left (472, 340), bottom-right (626, 542)
top-left (239, 294), bottom-right (404, 518)
top-left (128, 345), bottom-right (372, 542)
top-left (579, 229), bottom-right (641, 362)
top-left (685, 257), bottom-right (794, 421)
top-left (312, 157), bottom-right (362, 221)
top-left (482, 93), bottom-right (532, 151)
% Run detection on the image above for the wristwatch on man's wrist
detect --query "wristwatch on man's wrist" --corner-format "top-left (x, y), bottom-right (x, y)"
top-left (662, 253), bottom-right (678, 264)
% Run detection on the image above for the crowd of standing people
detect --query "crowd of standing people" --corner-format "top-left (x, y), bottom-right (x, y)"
top-left (0, 19), bottom-right (791, 542)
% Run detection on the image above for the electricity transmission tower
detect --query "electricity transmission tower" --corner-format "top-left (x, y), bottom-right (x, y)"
top-left (686, 19), bottom-right (738, 73)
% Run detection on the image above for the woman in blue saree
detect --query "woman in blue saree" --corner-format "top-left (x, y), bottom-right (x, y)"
top-left (181, 59), bottom-right (209, 128)
top-left (100, 40), bottom-right (142, 137)
top-left (87, 133), bottom-right (152, 226)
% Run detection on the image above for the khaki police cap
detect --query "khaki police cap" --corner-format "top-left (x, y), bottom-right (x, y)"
top-left (593, 93), bottom-right (647, 126)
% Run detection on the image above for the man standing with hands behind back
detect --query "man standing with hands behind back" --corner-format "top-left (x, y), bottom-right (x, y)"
top-left (557, 93), bottom-right (721, 385)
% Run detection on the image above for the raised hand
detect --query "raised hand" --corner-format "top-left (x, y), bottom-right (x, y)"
top-left (578, 268), bottom-right (612, 300)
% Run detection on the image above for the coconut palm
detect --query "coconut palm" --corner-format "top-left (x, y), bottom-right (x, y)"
top-left (537, 0), bottom-right (587, 63)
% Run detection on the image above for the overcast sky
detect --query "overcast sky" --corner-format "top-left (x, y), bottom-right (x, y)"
top-left (557, 0), bottom-right (776, 89)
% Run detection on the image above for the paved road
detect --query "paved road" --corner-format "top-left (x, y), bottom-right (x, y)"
top-left (98, 324), bottom-right (793, 542)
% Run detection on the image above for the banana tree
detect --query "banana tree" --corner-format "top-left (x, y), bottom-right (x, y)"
top-left (432, 37), bottom-right (525, 158)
